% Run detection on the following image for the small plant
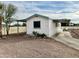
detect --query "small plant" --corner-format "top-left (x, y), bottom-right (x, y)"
top-left (54, 33), bottom-right (60, 37)
top-left (63, 28), bottom-right (68, 31)
top-left (33, 31), bottom-right (38, 36)
top-left (41, 33), bottom-right (46, 38)
top-left (32, 31), bottom-right (47, 38)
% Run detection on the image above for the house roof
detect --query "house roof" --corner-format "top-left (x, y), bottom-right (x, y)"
top-left (26, 14), bottom-right (71, 22)
top-left (26, 14), bottom-right (52, 21)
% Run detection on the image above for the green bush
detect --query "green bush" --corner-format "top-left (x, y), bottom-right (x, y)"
top-left (63, 28), bottom-right (68, 31)
top-left (32, 31), bottom-right (46, 38)
top-left (54, 33), bottom-right (60, 36)
top-left (33, 31), bottom-right (38, 36)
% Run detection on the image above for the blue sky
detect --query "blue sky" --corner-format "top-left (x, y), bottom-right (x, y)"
top-left (2, 1), bottom-right (79, 23)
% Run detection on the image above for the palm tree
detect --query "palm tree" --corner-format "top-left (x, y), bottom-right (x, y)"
top-left (0, 2), bottom-right (4, 38)
top-left (4, 4), bottom-right (17, 35)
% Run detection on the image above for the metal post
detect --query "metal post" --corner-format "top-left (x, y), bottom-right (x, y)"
top-left (17, 21), bottom-right (19, 33)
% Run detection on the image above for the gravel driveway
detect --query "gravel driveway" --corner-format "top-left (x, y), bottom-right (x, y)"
top-left (0, 33), bottom-right (79, 58)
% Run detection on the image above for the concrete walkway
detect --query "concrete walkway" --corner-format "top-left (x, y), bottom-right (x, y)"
top-left (53, 31), bottom-right (79, 50)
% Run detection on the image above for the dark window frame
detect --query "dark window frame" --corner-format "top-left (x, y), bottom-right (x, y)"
top-left (33, 21), bottom-right (41, 28)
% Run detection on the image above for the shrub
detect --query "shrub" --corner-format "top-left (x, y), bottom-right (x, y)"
top-left (63, 28), bottom-right (68, 31)
top-left (32, 31), bottom-right (46, 38)
top-left (22, 23), bottom-right (26, 26)
top-left (33, 31), bottom-right (38, 36)
top-left (40, 33), bottom-right (46, 38)
top-left (54, 33), bottom-right (60, 36)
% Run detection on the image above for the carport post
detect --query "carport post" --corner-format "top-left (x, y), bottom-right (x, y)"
top-left (17, 21), bottom-right (19, 33)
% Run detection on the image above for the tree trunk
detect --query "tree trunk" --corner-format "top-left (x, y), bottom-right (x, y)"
top-left (6, 28), bottom-right (9, 35)
top-left (6, 23), bottom-right (9, 35)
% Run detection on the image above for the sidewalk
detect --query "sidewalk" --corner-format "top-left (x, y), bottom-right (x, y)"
top-left (53, 31), bottom-right (79, 50)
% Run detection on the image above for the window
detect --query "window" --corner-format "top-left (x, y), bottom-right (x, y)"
top-left (33, 21), bottom-right (40, 28)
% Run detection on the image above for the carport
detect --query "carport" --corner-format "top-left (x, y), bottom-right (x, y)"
top-left (3, 19), bottom-right (26, 35)
top-left (15, 19), bottom-right (26, 33)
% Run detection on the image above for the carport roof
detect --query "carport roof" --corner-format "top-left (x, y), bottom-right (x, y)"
top-left (6, 19), bottom-right (26, 22)
top-left (53, 19), bottom-right (70, 23)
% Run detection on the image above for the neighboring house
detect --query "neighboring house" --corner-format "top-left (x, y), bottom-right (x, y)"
top-left (26, 14), bottom-right (70, 37)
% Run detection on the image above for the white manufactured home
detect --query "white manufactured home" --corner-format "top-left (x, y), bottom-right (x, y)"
top-left (26, 14), bottom-right (70, 37)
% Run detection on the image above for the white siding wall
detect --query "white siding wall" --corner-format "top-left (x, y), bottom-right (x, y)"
top-left (27, 16), bottom-right (49, 36)
top-left (26, 16), bottom-right (57, 37)
top-left (49, 19), bottom-right (57, 37)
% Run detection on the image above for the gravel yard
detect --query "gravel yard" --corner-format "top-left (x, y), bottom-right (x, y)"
top-left (0, 33), bottom-right (79, 58)
top-left (69, 29), bottom-right (79, 39)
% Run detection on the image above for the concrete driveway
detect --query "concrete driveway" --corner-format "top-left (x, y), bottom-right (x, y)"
top-left (0, 34), bottom-right (79, 58)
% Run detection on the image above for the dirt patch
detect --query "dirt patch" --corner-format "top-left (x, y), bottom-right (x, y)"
top-left (0, 33), bottom-right (79, 58)
top-left (69, 29), bottom-right (79, 39)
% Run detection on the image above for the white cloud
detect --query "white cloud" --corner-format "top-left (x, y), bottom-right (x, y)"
top-left (2, 1), bottom-right (79, 23)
